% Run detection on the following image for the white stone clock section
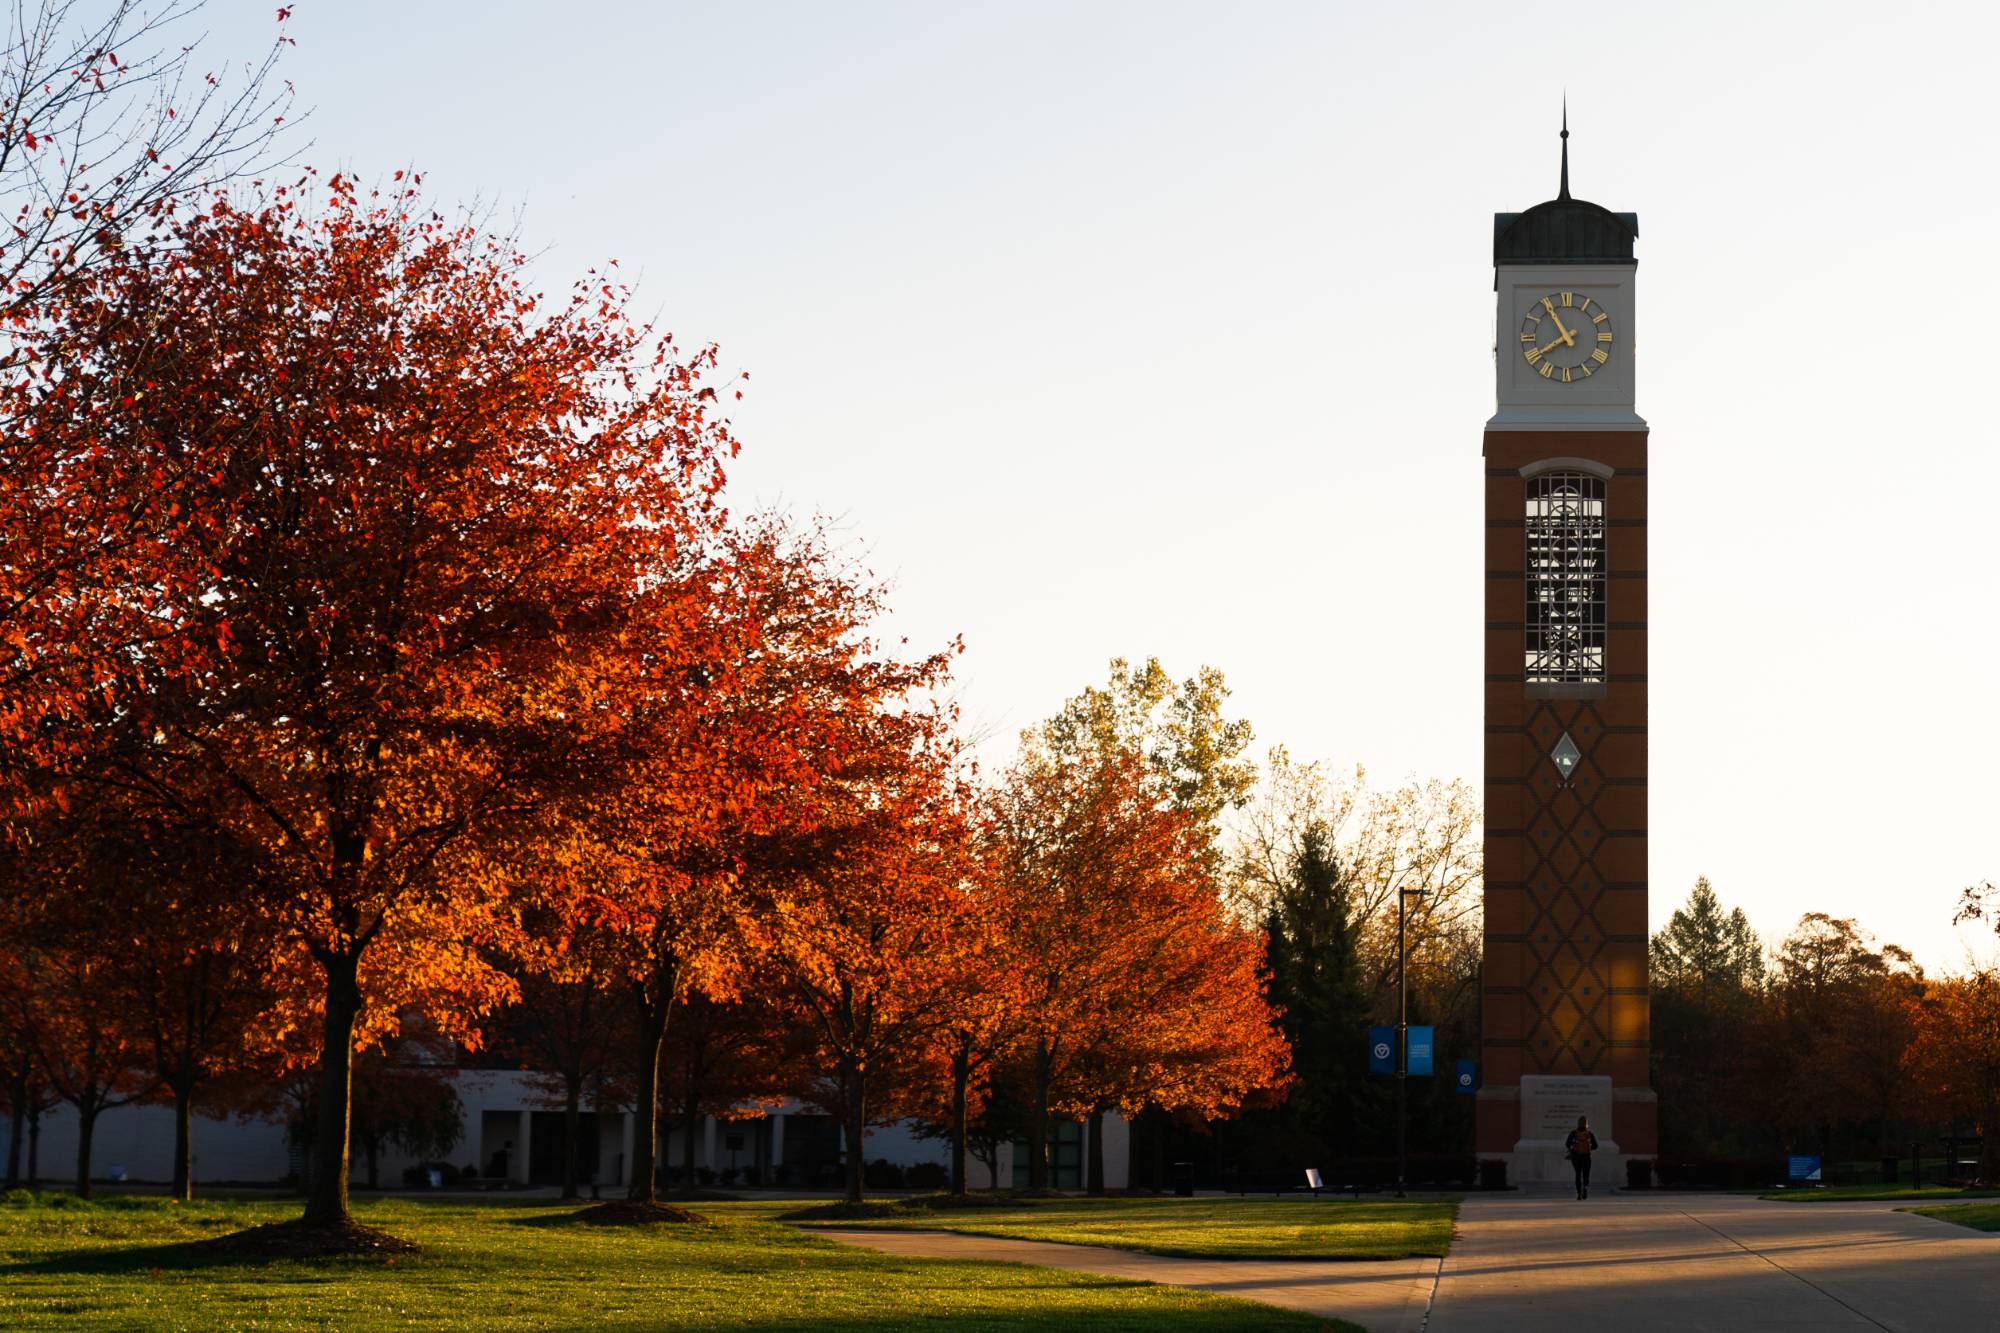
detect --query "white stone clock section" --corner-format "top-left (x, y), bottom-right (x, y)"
top-left (1490, 263), bottom-right (1643, 431)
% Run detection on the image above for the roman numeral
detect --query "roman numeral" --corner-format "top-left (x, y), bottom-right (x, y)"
top-left (1591, 348), bottom-right (1609, 364)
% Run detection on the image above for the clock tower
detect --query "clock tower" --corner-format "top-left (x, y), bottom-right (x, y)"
top-left (1477, 118), bottom-right (1656, 1183)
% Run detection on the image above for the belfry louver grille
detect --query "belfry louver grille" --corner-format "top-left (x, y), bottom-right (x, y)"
top-left (1524, 473), bottom-right (1606, 683)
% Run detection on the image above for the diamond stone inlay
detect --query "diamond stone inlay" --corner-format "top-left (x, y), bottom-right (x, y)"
top-left (1550, 731), bottom-right (1582, 781)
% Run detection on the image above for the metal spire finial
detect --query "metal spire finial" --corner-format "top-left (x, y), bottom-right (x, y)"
top-left (1558, 96), bottom-right (1571, 200)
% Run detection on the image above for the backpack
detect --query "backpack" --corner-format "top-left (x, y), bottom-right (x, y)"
top-left (1566, 1129), bottom-right (1596, 1156)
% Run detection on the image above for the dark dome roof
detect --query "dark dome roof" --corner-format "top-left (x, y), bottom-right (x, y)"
top-left (1493, 197), bottom-right (1638, 266)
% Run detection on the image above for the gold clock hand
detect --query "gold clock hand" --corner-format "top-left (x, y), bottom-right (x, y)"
top-left (1547, 309), bottom-right (1577, 347)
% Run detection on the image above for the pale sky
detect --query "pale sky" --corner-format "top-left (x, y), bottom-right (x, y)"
top-left (206, 1), bottom-right (1997, 969)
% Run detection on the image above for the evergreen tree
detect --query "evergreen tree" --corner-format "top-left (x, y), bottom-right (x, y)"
top-left (1652, 877), bottom-right (1766, 996)
top-left (1650, 877), bottom-right (1767, 1155)
top-left (1265, 825), bottom-right (1373, 1150)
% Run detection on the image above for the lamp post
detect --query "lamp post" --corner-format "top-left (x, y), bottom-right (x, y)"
top-left (1396, 886), bottom-right (1429, 1199)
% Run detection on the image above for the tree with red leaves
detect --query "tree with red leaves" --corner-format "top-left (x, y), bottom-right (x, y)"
top-left (571, 519), bottom-right (956, 1209)
top-left (989, 734), bottom-right (1289, 1193)
top-left (907, 884), bottom-right (1023, 1194)
top-left (757, 721), bottom-right (974, 1206)
top-left (663, 991), bottom-right (808, 1191)
top-left (491, 925), bottom-right (632, 1201)
top-left (77, 775), bottom-right (284, 1201)
top-left (0, 0), bottom-right (296, 764)
top-left (14, 171), bottom-right (738, 1236)
top-left (1905, 969), bottom-right (2000, 1184)
top-left (6, 946), bottom-right (149, 1200)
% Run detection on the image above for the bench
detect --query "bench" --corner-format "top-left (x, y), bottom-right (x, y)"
top-left (1275, 1167), bottom-right (1363, 1199)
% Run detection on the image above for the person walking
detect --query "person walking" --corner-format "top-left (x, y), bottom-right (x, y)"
top-left (1565, 1116), bottom-right (1598, 1199)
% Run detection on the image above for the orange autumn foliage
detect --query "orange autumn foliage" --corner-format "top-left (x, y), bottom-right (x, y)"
top-left (755, 723), bottom-right (974, 1205)
top-left (988, 740), bottom-right (1290, 1190)
top-left (16, 171), bottom-right (738, 1225)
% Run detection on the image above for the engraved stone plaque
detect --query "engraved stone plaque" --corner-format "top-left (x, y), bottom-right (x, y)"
top-left (1520, 1074), bottom-right (1613, 1142)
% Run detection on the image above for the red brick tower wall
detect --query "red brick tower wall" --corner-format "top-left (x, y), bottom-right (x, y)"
top-left (1477, 430), bottom-right (1655, 1158)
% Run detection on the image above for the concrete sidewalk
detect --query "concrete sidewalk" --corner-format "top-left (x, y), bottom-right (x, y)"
top-left (816, 1228), bottom-right (1439, 1332)
top-left (820, 1195), bottom-right (2000, 1332)
top-left (1431, 1192), bottom-right (2000, 1332)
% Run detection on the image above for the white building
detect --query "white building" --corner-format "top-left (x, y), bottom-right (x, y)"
top-left (12, 1071), bottom-right (1130, 1192)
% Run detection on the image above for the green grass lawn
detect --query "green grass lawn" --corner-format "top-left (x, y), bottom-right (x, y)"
top-left (1903, 1202), bottom-right (2000, 1233)
top-left (1758, 1185), bottom-right (2000, 1203)
top-left (779, 1195), bottom-right (1458, 1261)
top-left (0, 1191), bottom-right (1344, 1332)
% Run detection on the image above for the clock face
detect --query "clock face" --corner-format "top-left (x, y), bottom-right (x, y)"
top-left (1518, 291), bottom-right (1614, 385)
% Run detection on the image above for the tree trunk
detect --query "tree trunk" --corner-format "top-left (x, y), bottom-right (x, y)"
top-left (1028, 1041), bottom-right (1051, 1192)
top-left (303, 951), bottom-right (364, 1226)
top-left (841, 1056), bottom-right (868, 1205)
top-left (27, 1099), bottom-right (41, 1188)
top-left (560, 1074), bottom-right (583, 1201)
top-left (681, 1092), bottom-right (700, 1193)
top-left (1086, 1107), bottom-right (1106, 1196)
top-left (1150, 1105), bottom-right (1167, 1191)
top-left (74, 1103), bottom-right (96, 1199)
top-left (1982, 1103), bottom-right (2000, 1187)
top-left (4, 1068), bottom-right (22, 1188)
top-left (171, 1077), bottom-right (195, 1201)
top-left (626, 992), bottom-right (669, 1205)
top-left (949, 1046), bottom-right (970, 1195)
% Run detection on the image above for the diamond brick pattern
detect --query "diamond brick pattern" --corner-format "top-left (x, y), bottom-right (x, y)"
top-left (1516, 698), bottom-right (1618, 1074)
top-left (1480, 431), bottom-right (1654, 1161)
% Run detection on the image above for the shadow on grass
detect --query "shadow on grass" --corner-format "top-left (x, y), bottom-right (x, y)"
top-left (718, 1314), bottom-right (1327, 1331)
top-left (510, 1200), bottom-right (710, 1228)
top-left (2, 1218), bottom-right (418, 1276)
top-left (780, 1194), bottom-right (1059, 1223)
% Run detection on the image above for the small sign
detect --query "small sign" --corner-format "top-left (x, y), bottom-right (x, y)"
top-left (1368, 1025), bottom-right (1395, 1074)
top-left (1455, 1059), bottom-right (1477, 1094)
top-left (1407, 1026), bottom-right (1435, 1076)
top-left (1788, 1155), bottom-right (1822, 1182)
top-left (725, 1131), bottom-right (746, 1153)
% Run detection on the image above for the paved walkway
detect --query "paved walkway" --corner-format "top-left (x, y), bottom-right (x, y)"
top-left (1433, 1192), bottom-right (2000, 1332)
top-left (816, 1228), bottom-right (1439, 1331)
top-left (820, 1194), bottom-right (2000, 1333)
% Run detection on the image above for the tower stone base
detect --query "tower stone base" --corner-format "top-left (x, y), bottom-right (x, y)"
top-left (1479, 1078), bottom-right (1656, 1184)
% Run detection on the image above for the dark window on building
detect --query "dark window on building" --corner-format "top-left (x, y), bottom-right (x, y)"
top-left (1524, 473), bottom-right (1606, 683)
top-left (1012, 1119), bottom-right (1083, 1190)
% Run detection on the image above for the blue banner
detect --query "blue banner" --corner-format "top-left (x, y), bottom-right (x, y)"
top-left (1455, 1059), bottom-right (1477, 1095)
top-left (1407, 1026), bottom-right (1435, 1076)
top-left (1368, 1026), bottom-right (1395, 1075)
top-left (1788, 1155), bottom-right (1822, 1182)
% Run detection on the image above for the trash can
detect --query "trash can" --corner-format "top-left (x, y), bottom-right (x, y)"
top-left (1171, 1161), bottom-right (1196, 1197)
top-left (1625, 1158), bottom-right (1651, 1190)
